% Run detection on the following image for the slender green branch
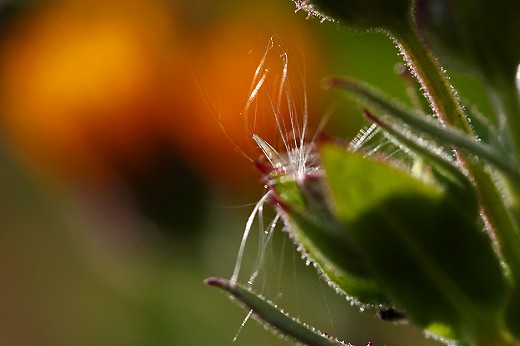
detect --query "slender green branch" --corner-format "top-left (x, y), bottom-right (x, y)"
top-left (471, 165), bottom-right (520, 281)
top-left (389, 22), bottom-right (473, 134)
top-left (323, 77), bottom-right (520, 183)
top-left (205, 278), bottom-right (348, 346)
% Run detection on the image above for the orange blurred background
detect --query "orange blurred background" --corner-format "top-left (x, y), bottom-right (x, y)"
top-left (0, 0), bottom-right (326, 190)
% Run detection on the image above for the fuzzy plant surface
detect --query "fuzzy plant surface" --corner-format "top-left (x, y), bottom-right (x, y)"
top-left (206, 1), bottom-right (520, 345)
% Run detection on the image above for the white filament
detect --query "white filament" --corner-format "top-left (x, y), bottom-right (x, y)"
top-left (230, 191), bottom-right (272, 286)
top-left (232, 309), bottom-right (253, 343)
top-left (248, 214), bottom-right (280, 286)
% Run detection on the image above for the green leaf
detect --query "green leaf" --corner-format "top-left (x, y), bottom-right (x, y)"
top-left (285, 203), bottom-right (390, 305)
top-left (205, 277), bottom-right (348, 346)
top-left (321, 144), bottom-right (508, 342)
top-left (274, 178), bottom-right (391, 305)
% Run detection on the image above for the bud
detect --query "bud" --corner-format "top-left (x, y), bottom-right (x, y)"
top-left (293, 0), bottom-right (413, 33)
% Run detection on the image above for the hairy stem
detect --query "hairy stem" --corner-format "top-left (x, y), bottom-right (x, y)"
top-left (389, 22), bottom-right (473, 133)
top-left (388, 21), bottom-right (520, 285)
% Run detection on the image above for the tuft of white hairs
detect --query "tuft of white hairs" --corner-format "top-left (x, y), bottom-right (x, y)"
top-left (230, 36), bottom-right (384, 289)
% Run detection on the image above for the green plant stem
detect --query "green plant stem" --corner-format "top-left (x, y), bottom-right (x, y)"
top-left (486, 76), bottom-right (520, 224)
top-left (389, 22), bottom-right (473, 134)
top-left (471, 164), bottom-right (520, 280)
top-left (387, 21), bottom-right (520, 285)
top-left (323, 77), bottom-right (520, 183)
top-left (488, 76), bottom-right (520, 168)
